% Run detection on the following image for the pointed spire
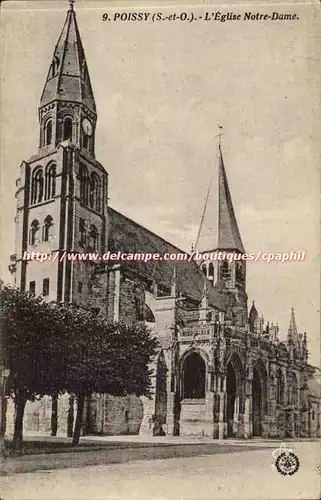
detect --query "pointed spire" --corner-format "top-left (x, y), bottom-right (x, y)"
top-left (288, 307), bottom-right (299, 344)
top-left (218, 145), bottom-right (245, 253)
top-left (249, 301), bottom-right (258, 332)
top-left (249, 301), bottom-right (258, 320)
top-left (199, 278), bottom-right (209, 321)
top-left (40, 2), bottom-right (96, 114)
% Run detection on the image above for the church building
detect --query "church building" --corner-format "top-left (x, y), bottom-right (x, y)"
top-left (9, 2), bottom-right (320, 439)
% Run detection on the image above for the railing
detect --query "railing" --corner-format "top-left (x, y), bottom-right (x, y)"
top-left (179, 324), bottom-right (214, 339)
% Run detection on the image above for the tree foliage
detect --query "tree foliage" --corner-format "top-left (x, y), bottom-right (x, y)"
top-left (0, 284), bottom-right (158, 448)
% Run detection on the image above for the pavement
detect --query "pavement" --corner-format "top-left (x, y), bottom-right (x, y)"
top-left (0, 435), bottom-right (320, 500)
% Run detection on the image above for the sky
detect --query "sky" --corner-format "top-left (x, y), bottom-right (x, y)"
top-left (1, 0), bottom-right (320, 365)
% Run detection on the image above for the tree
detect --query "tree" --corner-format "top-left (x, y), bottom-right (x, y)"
top-left (1, 285), bottom-right (158, 448)
top-left (0, 285), bottom-right (67, 450)
top-left (57, 308), bottom-right (158, 445)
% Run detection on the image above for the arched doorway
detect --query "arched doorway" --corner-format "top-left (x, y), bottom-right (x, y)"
top-left (226, 354), bottom-right (243, 438)
top-left (252, 366), bottom-right (263, 436)
top-left (182, 352), bottom-right (206, 399)
top-left (226, 362), bottom-right (237, 437)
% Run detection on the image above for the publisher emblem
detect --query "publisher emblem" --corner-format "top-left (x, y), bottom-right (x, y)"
top-left (275, 451), bottom-right (300, 476)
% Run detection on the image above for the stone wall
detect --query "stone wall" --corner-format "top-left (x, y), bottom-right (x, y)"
top-left (180, 400), bottom-right (207, 436)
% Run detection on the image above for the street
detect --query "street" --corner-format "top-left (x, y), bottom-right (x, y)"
top-left (1, 441), bottom-right (320, 500)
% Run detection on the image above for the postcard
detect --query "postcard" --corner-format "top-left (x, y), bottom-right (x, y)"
top-left (0, 1), bottom-right (320, 499)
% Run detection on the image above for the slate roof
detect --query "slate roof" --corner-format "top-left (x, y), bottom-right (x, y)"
top-left (108, 207), bottom-right (226, 311)
top-left (218, 146), bottom-right (245, 253)
top-left (40, 4), bottom-right (96, 113)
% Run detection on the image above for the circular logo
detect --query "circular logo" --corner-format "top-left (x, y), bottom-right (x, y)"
top-left (275, 451), bottom-right (300, 476)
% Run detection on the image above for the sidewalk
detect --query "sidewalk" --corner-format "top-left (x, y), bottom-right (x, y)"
top-left (6, 431), bottom-right (320, 452)
top-left (2, 433), bottom-right (318, 475)
top-left (20, 431), bottom-right (320, 447)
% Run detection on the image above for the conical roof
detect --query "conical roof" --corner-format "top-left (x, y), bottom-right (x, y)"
top-left (249, 301), bottom-right (258, 323)
top-left (218, 145), bottom-right (245, 253)
top-left (40, 2), bottom-right (96, 113)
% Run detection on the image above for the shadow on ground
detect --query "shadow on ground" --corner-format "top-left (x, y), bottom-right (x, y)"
top-left (2, 438), bottom-right (267, 475)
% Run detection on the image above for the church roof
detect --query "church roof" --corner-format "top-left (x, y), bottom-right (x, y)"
top-left (218, 145), bottom-right (245, 253)
top-left (40, 3), bottom-right (96, 113)
top-left (108, 207), bottom-right (226, 311)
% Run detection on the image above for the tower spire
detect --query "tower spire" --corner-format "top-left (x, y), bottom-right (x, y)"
top-left (218, 142), bottom-right (245, 253)
top-left (194, 126), bottom-right (223, 252)
top-left (288, 307), bottom-right (299, 344)
top-left (40, 3), bottom-right (96, 114)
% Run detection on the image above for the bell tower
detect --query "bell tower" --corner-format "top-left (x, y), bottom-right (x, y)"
top-left (12, 1), bottom-right (108, 312)
top-left (197, 143), bottom-right (248, 326)
top-left (39, 0), bottom-right (97, 157)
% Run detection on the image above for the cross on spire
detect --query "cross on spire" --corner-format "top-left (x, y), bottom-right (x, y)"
top-left (40, 0), bottom-right (96, 114)
top-left (217, 125), bottom-right (223, 147)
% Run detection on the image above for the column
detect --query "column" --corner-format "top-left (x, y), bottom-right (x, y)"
top-left (165, 353), bottom-right (176, 436)
top-left (243, 379), bottom-right (252, 438)
top-left (233, 395), bottom-right (240, 435)
top-left (213, 373), bottom-right (220, 439)
top-left (268, 380), bottom-right (277, 437)
top-left (139, 361), bottom-right (157, 436)
top-left (287, 411), bottom-right (295, 438)
top-left (166, 392), bottom-right (176, 435)
top-left (203, 370), bottom-right (214, 437)
top-left (218, 375), bottom-right (226, 439)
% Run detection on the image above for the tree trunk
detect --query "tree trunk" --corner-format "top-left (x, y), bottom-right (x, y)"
top-left (67, 395), bottom-right (74, 437)
top-left (12, 391), bottom-right (27, 451)
top-left (51, 394), bottom-right (58, 436)
top-left (0, 396), bottom-right (7, 436)
top-left (72, 393), bottom-right (85, 446)
top-left (0, 394), bottom-right (8, 462)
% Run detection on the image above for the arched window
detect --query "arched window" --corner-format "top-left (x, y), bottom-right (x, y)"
top-left (63, 117), bottom-right (73, 141)
top-left (31, 168), bottom-right (44, 205)
top-left (79, 164), bottom-right (89, 204)
top-left (208, 262), bottom-right (214, 280)
top-left (89, 173), bottom-right (101, 212)
top-left (43, 215), bottom-right (53, 242)
top-left (201, 264), bottom-right (207, 276)
top-left (276, 369), bottom-right (284, 405)
top-left (182, 352), bottom-right (206, 399)
top-left (45, 120), bottom-right (52, 146)
top-left (221, 260), bottom-right (231, 280)
top-left (79, 218), bottom-right (86, 247)
top-left (88, 224), bottom-right (99, 251)
top-left (29, 219), bottom-right (40, 246)
top-left (236, 262), bottom-right (244, 282)
top-left (45, 164), bottom-right (56, 199)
